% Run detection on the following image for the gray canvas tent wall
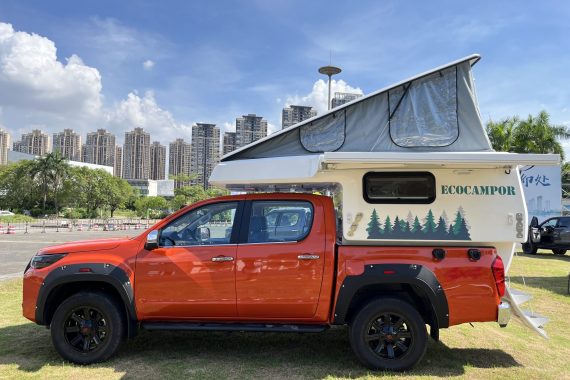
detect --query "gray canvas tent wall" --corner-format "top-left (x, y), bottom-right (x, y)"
top-left (222, 54), bottom-right (491, 162)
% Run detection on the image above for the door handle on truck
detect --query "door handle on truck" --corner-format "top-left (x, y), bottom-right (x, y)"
top-left (211, 256), bottom-right (234, 262)
top-left (298, 254), bottom-right (320, 260)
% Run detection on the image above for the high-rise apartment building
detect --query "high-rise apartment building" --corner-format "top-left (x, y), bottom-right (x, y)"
top-left (281, 105), bottom-right (317, 129)
top-left (331, 92), bottom-right (363, 108)
top-left (52, 129), bottom-right (82, 161)
top-left (235, 114), bottom-right (267, 148)
top-left (150, 141), bottom-right (166, 180)
top-left (82, 129), bottom-right (116, 168)
top-left (114, 146), bottom-right (123, 178)
top-left (169, 138), bottom-right (191, 188)
top-left (0, 128), bottom-right (10, 166)
top-left (13, 129), bottom-right (51, 156)
top-left (122, 128), bottom-right (151, 180)
top-left (190, 123), bottom-right (220, 189)
top-left (222, 132), bottom-right (237, 156)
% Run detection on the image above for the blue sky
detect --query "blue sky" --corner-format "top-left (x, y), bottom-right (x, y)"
top-left (0, 0), bottom-right (569, 153)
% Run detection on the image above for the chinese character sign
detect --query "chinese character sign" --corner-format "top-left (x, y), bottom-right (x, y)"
top-left (520, 165), bottom-right (561, 223)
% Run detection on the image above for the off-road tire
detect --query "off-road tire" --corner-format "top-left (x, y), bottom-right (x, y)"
top-left (50, 291), bottom-right (124, 364)
top-left (349, 298), bottom-right (427, 371)
top-left (552, 249), bottom-right (567, 255)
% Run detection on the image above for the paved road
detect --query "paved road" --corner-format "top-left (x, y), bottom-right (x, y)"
top-left (0, 230), bottom-right (139, 280)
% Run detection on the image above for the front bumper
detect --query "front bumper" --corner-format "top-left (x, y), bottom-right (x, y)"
top-left (497, 301), bottom-right (511, 327)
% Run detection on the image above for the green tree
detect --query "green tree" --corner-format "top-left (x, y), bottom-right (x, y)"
top-left (366, 209), bottom-right (382, 238)
top-left (485, 117), bottom-right (518, 152)
top-left (135, 196), bottom-right (169, 218)
top-left (486, 110), bottom-right (570, 160)
top-left (104, 176), bottom-right (134, 217)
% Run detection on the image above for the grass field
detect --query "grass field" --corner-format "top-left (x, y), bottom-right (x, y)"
top-left (1, 251), bottom-right (569, 379)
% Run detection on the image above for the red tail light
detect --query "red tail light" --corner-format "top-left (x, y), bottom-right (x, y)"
top-left (492, 255), bottom-right (505, 298)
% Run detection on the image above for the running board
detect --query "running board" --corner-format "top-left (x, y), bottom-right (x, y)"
top-left (504, 286), bottom-right (548, 339)
top-left (141, 322), bottom-right (329, 333)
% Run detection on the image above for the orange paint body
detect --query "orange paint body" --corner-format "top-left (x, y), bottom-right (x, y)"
top-left (22, 193), bottom-right (500, 328)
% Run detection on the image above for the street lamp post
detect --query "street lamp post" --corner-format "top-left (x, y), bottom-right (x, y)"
top-left (318, 65), bottom-right (342, 110)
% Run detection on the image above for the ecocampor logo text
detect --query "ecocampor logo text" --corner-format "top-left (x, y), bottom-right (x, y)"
top-left (441, 185), bottom-right (516, 196)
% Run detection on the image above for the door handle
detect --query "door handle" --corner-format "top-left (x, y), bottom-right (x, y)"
top-left (211, 256), bottom-right (234, 262)
top-left (298, 254), bottom-right (320, 260)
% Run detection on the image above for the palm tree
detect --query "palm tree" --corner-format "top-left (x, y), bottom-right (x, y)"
top-left (485, 117), bottom-right (518, 152)
top-left (511, 111), bottom-right (570, 159)
top-left (486, 110), bottom-right (570, 160)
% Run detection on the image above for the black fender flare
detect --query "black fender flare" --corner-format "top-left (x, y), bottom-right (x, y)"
top-left (333, 263), bottom-right (449, 328)
top-left (35, 263), bottom-right (137, 333)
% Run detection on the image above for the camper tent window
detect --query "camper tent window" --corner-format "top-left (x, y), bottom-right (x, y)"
top-left (300, 110), bottom-right (345, 152)
top-left (388, 66), bottom-right (458, 147)
top-left (364, 172), bottom-right (435, 204)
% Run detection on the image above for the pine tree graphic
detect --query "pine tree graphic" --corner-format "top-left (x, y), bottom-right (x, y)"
top-left (412, 216), bottom-right (422, 234)
top-left (451, 210), bottom-right (463, 235)
top-left (456, 217), bottom-right (471, 240)
top-left (366, 209), bottom-right (382, 238)
top-left (422, 209), bottom-right (436, 234)
top-left (435, 216), bottom-right (448, 238)
top-left (384, 216), bottom-right (393, 236)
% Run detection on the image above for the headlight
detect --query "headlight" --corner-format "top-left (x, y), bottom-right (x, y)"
top-left (30, 253), bottom-right (67, 269)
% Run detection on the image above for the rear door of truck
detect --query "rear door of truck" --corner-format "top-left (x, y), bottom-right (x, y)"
top-left (235, 196), bottom-right (326, 319)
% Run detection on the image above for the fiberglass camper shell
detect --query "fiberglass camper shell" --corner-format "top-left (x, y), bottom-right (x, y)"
top-left (210, 54), bottom-right (558, 338)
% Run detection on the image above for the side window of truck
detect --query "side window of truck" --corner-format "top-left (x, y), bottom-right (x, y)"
top-left (247, 201), bottom-right (313, 243)
top-left (363, 172), bottom-right (435, 204)
top-left (159, 202), bottom-right (238, 246)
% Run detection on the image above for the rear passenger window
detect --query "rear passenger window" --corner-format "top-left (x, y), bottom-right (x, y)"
top-left (364, 172), bottom-right (435, 204)
top-left (247, 201), bottom-right (313, 243)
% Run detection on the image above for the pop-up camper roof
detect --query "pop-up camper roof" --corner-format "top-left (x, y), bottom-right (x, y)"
top-left (223, 54), bottom-right (489, 162)
top-left (211, 54), bottom-right (559, 190)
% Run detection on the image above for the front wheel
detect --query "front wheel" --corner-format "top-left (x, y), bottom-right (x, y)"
top-left (349, 298), bottom-right (427, 371)
top-left (50, 292), bottom-right (125, 364)
top-left (552, 249), bottom-right (567, 255)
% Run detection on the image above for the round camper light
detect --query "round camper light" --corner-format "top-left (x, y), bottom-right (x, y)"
top-left (467, 249), bottom-right (481, 261)
top-left (432, 248), bottom-right (446, 260)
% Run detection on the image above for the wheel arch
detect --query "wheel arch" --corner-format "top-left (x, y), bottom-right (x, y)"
top-left (36, 263), bottom-right (137, 338)
top-left (333, 264), bottom-right (449, 334)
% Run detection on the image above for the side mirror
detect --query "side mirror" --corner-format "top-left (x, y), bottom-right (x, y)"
top-left (196, 226), bottom-right (210, 243)
top-left (145, 230), bottom-right (159, 250)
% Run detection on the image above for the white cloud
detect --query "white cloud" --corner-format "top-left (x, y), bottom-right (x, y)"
top-left (106, 91), bottom-right (192, 143)
top-left (0, 22), bottom-right (191, 145)
top-left (285, 79), bottom-right (363, 114)
top-left (143, 59), bottom-right (155, 70)
top-left (0, 22), bottom-right (102, 117)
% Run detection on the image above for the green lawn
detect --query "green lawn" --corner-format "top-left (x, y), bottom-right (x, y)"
top-left (1, 252), bottom-right (569, 379)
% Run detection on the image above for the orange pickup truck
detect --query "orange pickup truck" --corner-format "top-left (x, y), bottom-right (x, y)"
top-left (22, 193), bottom-right (507, 371)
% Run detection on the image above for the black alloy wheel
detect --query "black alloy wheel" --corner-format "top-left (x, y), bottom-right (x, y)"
top-left (349, 298), bottom-right (427, 371)
top-left (552, 249), bottom-right (567, 255)
top-left (63, 306), bottom-right (108, 353)
top-left (51, 292), bottom-right (124, 364)
top-left (365, 312), bottom-right (412, 360)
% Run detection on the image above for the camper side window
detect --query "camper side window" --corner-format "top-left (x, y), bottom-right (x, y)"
top-left (363, 172), bottom-right (435, 204)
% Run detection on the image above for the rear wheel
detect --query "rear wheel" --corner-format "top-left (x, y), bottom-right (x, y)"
top-left (522, 242), bottom-right (538, 255)
top-left (349, 298), bottom-right (427, 371)
top-left (50, 292), bottom-right (124, 364)
top-left (552, 249), bottom-right (567, 255)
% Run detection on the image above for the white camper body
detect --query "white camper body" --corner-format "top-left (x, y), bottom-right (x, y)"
top-left (210, 55), bottom-right (559, 337)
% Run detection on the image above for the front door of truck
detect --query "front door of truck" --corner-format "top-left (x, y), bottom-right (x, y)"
top-left (235, 199), bottom-right (325, 319)
top-left (135, 201), bottom-right (241, 319)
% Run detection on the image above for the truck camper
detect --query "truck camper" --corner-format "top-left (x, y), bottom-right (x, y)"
top-left (23, 54), bottom-right (558, 370)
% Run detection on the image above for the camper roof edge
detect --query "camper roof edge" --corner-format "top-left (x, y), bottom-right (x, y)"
top-left (208, 152), bottom-right (560, 188)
